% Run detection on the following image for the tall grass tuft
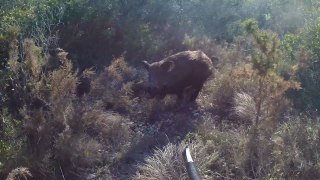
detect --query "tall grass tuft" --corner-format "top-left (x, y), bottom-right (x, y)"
top-left (6, 167), bottom-right (32, 180)
top-left (134, 138), bottom-right (217, 180)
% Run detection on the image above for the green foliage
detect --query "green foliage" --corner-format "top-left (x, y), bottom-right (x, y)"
top-left (281, 33), bottom-right (303, 60)
top-left (306, 20), bottom-right (320, 60)
top-left (242, 18), bottom-right (280, 76)
top-left (0, 2), bottom-right (35, 34)
top-left (1, 0), bottom-right (318, 73)
top-left (0, 108), bottom-right (25, 175)
top-left (291, 19), bottom-right (320, 110)
top-left (242, 19), bottom-right (300, 127)
top-left (0, 0), bottom-right (317, 40)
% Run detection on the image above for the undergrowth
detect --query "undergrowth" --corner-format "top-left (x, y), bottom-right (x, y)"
top-left (2, 19), bottom-right (320, 180)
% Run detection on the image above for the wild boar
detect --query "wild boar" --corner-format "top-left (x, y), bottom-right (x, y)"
top-left (142, 50), bottom-right (213, 101)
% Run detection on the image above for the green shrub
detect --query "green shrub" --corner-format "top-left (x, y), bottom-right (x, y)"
top-left (0, 108), bottom-right (25, 178)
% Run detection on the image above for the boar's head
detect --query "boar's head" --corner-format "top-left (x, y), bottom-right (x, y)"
top-left (142, 60), bottom-right (175, 99)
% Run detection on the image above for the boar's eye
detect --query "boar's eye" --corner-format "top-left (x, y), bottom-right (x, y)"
top-left (146, 87), bottom-right (157, 97)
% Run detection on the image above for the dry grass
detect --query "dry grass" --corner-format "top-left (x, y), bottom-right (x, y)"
top-left (134, 143), bottom-right (186, 180)
top-left (269, 116), bottom-right (320, 179)
top-left (3, 40), bottom-right (136, 179)
top-left (90, 56), bottom-right (139, 113)
top-left (55, 134), bottom-right (103, 169)
top-left (194, 102), bottom-right (320, 179)
top-left (6, 167), bottom-right (32, 180)
top-left (199, 70), bottom-right (234, 117)
top-left (134, 138), bottom-right (219, 180)
top-left (234, 91), bottom-right (256, 124)
top-left (196, 117), bottom-right (249, 179)
top-left (79, 110), bottom-right (132, 152)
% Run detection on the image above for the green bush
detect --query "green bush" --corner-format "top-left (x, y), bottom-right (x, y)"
top-left (0, 108), bottom-right (25, 178)
top-left (292, 21), bottom-right (320, 110)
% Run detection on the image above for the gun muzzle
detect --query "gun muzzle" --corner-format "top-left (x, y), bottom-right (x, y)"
top-left (183, 146), bottom-right (201, 180)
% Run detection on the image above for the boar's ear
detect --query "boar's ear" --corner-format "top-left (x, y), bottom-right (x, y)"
top-left (141, 61), bottom-right (150, 70)
top-left (161, 60), bottom-right (175, 72)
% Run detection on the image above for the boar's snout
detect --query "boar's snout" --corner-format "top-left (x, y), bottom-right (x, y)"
top-left (146, 86), bottom-right (158, 98)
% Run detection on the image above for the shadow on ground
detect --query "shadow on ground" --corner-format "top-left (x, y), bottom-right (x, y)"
top-left (111, 102), bottom-right (202, 179)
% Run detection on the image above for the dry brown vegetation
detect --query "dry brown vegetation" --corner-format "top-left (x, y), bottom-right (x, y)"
top-left (1, 38), bottom-right (137, 179)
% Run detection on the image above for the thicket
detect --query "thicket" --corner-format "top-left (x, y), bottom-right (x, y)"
top-left (1, 0), bottom-right (318, 70)
top-left (0, 37), bottom-right (140, 179)
top-left (2, 0), bottom-right (320, 179)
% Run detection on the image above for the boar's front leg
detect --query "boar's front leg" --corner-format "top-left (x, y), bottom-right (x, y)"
top-left (156, 86), bottom-right (167, 100)
top-left (190, 83), bottom-right (204, 101)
